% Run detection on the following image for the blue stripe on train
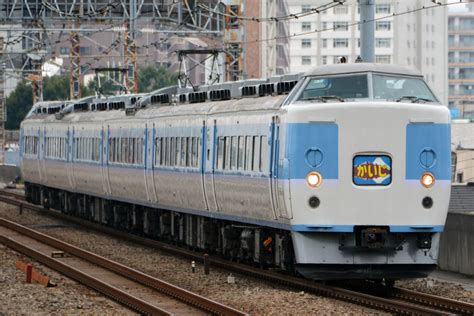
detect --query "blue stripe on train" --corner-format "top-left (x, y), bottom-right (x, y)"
top-left (406, 123), bottom-right (451, 180)
top-left (286, 122), bottom-right (339, 180)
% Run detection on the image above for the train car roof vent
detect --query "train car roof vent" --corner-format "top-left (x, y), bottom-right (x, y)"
top-left (150, 93), bottom-right (170, 105)
top-left (73, 103), bottom-right (88, 111)
top-left (209, 89), bottom-right (231, 101)
top-left (241, 86), bottom-right (257, 97)
top-left (276, 81), bottom-right (298, 95)
top-left (178, 94), bottom-right (188, 103)
top-left (189, 91), bottom-right (207, 103)
top-left (258, 83), bottom-right (275, 96)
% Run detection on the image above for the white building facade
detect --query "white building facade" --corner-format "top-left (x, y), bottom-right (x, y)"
top-left (288, 0), bottom-right (448, 104)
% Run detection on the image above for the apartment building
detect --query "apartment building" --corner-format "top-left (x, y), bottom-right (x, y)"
top-left (288, 0), bottom-right (448, 104)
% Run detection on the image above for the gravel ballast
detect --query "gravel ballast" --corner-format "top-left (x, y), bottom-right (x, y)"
top-left (1, 200), bottom-right (472, 314)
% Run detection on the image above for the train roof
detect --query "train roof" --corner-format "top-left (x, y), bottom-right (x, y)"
top-left (305, 63), bottom-right (422, 78)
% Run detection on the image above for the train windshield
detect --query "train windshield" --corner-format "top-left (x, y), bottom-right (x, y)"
top-left (299, 74), bottom-right (369, 101)
top-left (373, 74), bottom-right (437, 102)
top-left (295, 72), bottom-right (438, 104)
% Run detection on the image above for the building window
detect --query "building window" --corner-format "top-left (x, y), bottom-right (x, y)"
top-left (375, 38), bottom-right (391, 48)
top-left (376, 4), bottom-right (391, 14)
top-left (432, 74), bottom-right (435, 82)
top-left (375, 55), bottom-right (391, 63)
top-left (333, 21), bottom-right (348, 31)
top-left (59, 47), bottom-right (69, 55)
top-left (407, 24), bottom-right (410, 31)
top-left (407, 40), bottom-right (410, 48)
top-left (333, 38), bottom-right (348, 48)
top-left (407, 57), bottom-right (411, 65)
top-left (302, 5), bottom-right (311, 13)
top-left (376, 21), bottom-right (391, 31)
top-left (322, 56), bottom-right (327, 65)
top-left (80, 47), bottom-right (91, 55)
top-left (322, 38), bottom-right (327, 48)
top-left (302, 56), bottom-right (311, 65)
top-left (302, 39), bottom-right (311, 48)
top-left (322, 22), bottom-right (329, 30)
top-left (302, 22), bottom-right (311, 31)
top-left (334, 5), bottom-right (348, 14)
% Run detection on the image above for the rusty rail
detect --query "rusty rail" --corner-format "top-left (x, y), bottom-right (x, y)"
top-left (0, 216), bottom-right (247, 316)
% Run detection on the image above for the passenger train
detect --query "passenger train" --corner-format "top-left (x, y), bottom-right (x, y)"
top-left (20, 63), bottom-right (451, 281)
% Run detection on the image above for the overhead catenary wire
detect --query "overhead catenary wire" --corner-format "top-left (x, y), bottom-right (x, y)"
top-left (196, 0), bottom-right (343, 22)
top-left (208, 0), bottom-right (464, 47)
top-left (40, 0), bottom-right (122, 19)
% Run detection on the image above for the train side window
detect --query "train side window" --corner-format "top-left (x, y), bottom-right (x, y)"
top-left (155, 138), bottom-right (160, 166)
top-left (164, 137), bottom-right (169, 166)
top-left (191, 137), bottom-right (198, 167)
top-left (224, 136), bottom-right (230, 170)
top-left (238, 136), bottom-right (244, 170)
top-left (260, 136), bottom-right (268, 172)
top-left (181, 137), bottom-right (186, 167)
top-left (118, 138), bottom-right (122, 163)
top-left (245, 136), bottom-right (253, 171)
top-left (253, 136), bottom-right (260, 172)
top-left (229, 136), bottom-right (236, 170)
top-left (161, 138), bottom-right (166, 166)
top-left (175, 137), bottom-right (180, 166)
top-left (217, 137), bottom-right (223, 170)
top-left (170, 137), bottom-right (175, 166)
top-left (186, 137), bottom-right (192, 167)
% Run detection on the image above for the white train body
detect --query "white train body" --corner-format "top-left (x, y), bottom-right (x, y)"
top-left (20, 64), bottom-right (451, 280)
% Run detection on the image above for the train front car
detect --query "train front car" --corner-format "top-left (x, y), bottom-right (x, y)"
top-left (283, 64), bottom-right (451, 280)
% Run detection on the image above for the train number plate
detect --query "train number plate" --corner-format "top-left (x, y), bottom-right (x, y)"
top-left (353, 155), bottom-right (392, 186)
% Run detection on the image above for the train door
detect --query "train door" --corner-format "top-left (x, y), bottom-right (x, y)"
top-left (66, 127), bottom-right (74, 188)
top-left (102, 125), bottom-right (111, 195)
top-left (200, 121), bottom-right (210, 210)
top-left (144, 123), bottom-right (158, 203)
top-left (36, 127), bottom-right (43, 182)
top-left (204, 119), bottom-right (218, 211)
top-left (270, 116), bottom-right (292, 219)
top-left (39, 127), bottom-right (48, 183)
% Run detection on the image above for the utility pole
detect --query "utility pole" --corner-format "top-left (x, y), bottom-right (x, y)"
top-left (124, 0), bottom-right (138, 94)
top-left (69, 1), bottom-right (82, 100)
top-left (359, 0), bottom-right (375, 62)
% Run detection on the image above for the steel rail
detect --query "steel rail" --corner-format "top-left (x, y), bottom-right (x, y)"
top-left (1, 190), bottom-right (472, 315)
top-left (0, 227), bottom-right (172, 315)
top-left (0, 216), bottom-right (247, 316)
top-left (392, 287), bottom-right (474, 315)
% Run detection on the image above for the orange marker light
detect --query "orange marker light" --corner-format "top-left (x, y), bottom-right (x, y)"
top-left (421, 172), bottom-right (435, 188)
top-left (306, 171), bottom-right (323, 188)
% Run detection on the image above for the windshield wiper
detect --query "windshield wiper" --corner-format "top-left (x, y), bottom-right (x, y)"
top-left (301, 95), bottom-right (345, 102)
top-left (396, 96), bottom-right (434, 103)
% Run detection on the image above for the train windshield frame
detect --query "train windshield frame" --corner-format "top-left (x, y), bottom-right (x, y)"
top-left (292, 72), bottom-right (439, 104)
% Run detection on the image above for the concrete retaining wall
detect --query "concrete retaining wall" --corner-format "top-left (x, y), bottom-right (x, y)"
top-left (0, 164), bottom-right (21, 186)
top-left (438, 213), bottom-right (474, 276)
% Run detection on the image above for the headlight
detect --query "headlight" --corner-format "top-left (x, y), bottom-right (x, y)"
top-left (421, 172), bottom-right (435, 188)
top-left (306, 171), bottom-right (322, 188)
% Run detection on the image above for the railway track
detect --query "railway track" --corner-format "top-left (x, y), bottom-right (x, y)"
top-left (1, 189), bottom-right (474, 315)
top-left (0, 213), bottom-right (247, 315)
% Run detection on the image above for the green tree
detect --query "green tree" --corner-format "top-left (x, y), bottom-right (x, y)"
top-left (5, 66), bottom-right (177, 129)
top-left (6, 75), bottom-right (92, 129)
top-left (138, 65), bottom-right (178, 92)
top-left (5, 81), bottom-right (33, 130)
